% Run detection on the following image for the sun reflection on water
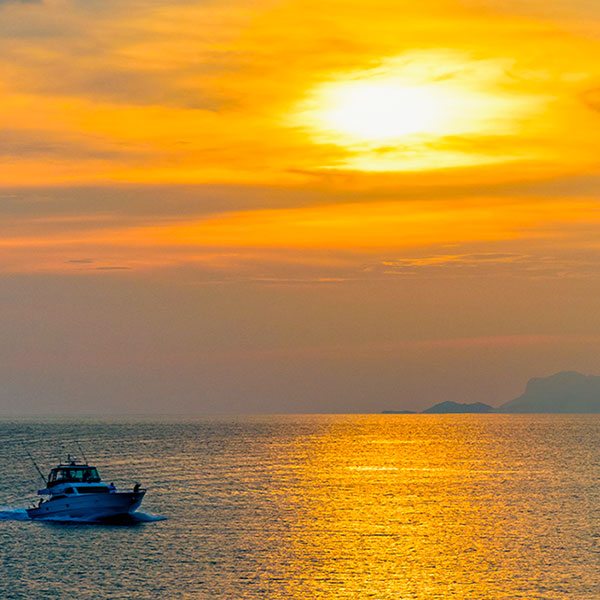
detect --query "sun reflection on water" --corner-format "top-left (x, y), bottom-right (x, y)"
top-left (277, 415), bottom-right (600, 599)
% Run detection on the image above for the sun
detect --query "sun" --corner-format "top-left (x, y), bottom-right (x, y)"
top-left (314, 82), bottom-right (446, 142)
top-left (290, 51), bottom-right (547, 171)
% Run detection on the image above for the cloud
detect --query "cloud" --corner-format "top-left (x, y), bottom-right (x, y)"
top-left (373, 246), bottom-right (600, 279)
top-left (0, 129), bottom-right (141, 161)
top-left (581, 87), bottom-right (600, 112)
top-left (382, 252), bottom-right (528, 267)
top-left (95, 266), bottom-right (132, 270)
top-left (0, 1), bottom-right (239, 108)
top-left (0, 185), bottom-right (323, 223)
top-left (3, 59), bottom-right (232, 109)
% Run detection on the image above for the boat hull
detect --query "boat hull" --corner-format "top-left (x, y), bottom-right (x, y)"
top-left (27, 491), bottom-right (145, 521)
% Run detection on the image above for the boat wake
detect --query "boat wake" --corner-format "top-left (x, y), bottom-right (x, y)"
top-left (0, 507), bottom-right (166, 524)
top-left (131, 511), bottom-right (167, 523)
top-left (0, 507), bottom-right (30, 521)
top-left (43, 511), bottom-right (167, 525)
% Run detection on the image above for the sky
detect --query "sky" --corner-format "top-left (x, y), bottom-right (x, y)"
top-left (1, 0), bottom-right (600, 414)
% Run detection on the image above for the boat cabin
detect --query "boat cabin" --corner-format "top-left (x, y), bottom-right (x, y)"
top-left (47, 464), bottom-right (101, 488)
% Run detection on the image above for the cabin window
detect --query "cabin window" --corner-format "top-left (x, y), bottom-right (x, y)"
top-left (68, 469), bottom-right (84, 481)
top-left (75, 486), bottom-right (109, 494)
top-left (86, 468), bottom-right (100, 482)
top-left (48, 466), bottom-right (101, 487)
top-left (51, 468), bottom-right (100, 482)
top-left (64, 488), bottom-right (74, 494)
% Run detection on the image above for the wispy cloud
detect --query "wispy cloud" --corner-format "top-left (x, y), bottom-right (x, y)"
top-left (95, 266), bottom-right (131, 270)
top-left (374, 246), bottom-right (600, 280)
top-left (581, 86), bottom-right (600, 112)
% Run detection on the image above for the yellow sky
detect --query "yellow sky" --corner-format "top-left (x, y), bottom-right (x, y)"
top-left (0, 0), bottom-right (599, 279)
top-left (2, 0), bottom-right (600, 414)
top-left (2, 0), bottom-right (600, 185)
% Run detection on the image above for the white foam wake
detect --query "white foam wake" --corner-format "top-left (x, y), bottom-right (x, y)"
top-left (132, 511), bottom-right (167, 522)
top-left (0, 507), bottom-right (31, 521)
top-left (0, 507), bottom-right (166, 524)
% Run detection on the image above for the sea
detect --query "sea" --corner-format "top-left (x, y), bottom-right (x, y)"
top-left (1, 414), bottom-right (599, 600)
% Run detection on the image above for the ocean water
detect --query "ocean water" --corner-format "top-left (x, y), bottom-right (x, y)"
top-left (1, 414), bottom-right (600, 599)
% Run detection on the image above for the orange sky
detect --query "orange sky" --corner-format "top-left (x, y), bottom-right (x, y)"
top-left (1, 0), bottom-right (600, 413)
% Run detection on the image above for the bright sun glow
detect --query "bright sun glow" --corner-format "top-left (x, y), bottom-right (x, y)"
top-left (320, 83), bottom-right (445, 141)
top-left (292, 51), bottom-right (546, 171)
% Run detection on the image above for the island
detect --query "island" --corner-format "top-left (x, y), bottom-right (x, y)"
top-left (422, 401), bottom-right (494, 414)
top-left (383, 371), bottom-right (600, 414)
top-left (499, 371), bottom-right (600, 413)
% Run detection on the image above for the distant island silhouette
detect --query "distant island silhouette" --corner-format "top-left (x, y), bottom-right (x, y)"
top-left (499, 371), bottom-right (600, 413)
top-left (423, 401), bottom-right (493, 414)
top-left (384, 371), bottom-right (600, 414)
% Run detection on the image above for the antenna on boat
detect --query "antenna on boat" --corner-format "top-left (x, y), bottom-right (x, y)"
top-left (76, 440), bottom-right (88, 465)
top-left (23, 446), bottom-right (46, 484)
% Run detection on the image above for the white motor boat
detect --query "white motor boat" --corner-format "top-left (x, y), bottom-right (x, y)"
top-left (27, 458), bottom-right (145, 521)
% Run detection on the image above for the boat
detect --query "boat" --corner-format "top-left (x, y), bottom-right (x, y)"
top-left (27, 456), bottom-right (145, 521)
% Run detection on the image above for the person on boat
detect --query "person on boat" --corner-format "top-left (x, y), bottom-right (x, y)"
top-left (108, 482), bottom-right (116, 493)
top-left (133, 482), bottom-right (140, 494)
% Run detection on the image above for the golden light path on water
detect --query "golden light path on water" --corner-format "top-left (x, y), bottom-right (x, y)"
top-left (270, 415), bottom-right (600, 599)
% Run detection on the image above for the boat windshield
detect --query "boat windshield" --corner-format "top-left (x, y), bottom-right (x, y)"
top-left (48, 467), bottom-right (100, 485)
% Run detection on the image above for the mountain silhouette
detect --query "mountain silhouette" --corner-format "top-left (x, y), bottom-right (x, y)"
top-left (499, 371), bottom-right (600, 413)
top-left (422, 401), bottom-right (494, 414)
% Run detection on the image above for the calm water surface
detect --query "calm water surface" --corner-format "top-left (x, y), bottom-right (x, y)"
top-left (1, 415), bottom-right (600, 599)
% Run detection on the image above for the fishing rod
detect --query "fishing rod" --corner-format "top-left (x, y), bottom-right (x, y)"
top-left (23, 445), bottom-right (46, 484)
top-left (76, 440), bottom-right (88, 465)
